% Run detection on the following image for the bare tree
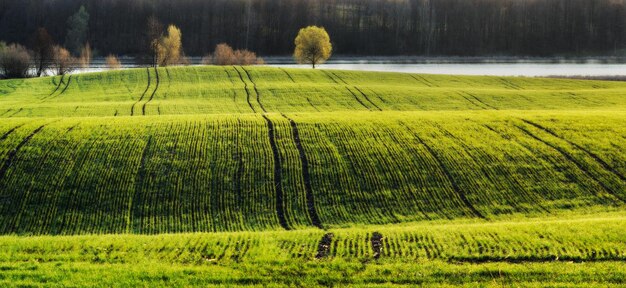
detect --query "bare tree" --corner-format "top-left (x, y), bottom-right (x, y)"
top-left (105, 54), bottom-right (122, 69)
top-left (212, 43), bottom-right (236, 65)
top-left (0, 44), bottom-right (32, 79)
top-left (32, 28), bottom-right (55, 77)
top-left (146, 16), bottom-right (163, 67)
top-left (79, 43), bottom-right (92, 68)
top-left (52, 46), bottom-right (77, 76)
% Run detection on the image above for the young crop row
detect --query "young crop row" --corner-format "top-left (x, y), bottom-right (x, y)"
top-left (0, 111), bottom-right (623, 234)
top-left (0, 214), bottom-right (624, 264)
top-left (2, 66), bottom-right (626, 118)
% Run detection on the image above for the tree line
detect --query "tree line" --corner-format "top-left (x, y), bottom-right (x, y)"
top-left (1, 0), bottom-right (625, 57)
top-left (0, 7), bottom-right (270, 78)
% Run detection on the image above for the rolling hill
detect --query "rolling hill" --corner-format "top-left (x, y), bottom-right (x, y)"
top-left (0, 66), bottom-right (624, 286)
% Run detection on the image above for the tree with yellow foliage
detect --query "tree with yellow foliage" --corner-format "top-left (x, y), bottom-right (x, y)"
top-left (294, 26), bottom-right (332, 69)
top-left (157, 25), bottom-right (183, 66)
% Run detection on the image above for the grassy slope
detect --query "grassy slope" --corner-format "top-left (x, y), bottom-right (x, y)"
top-left (0, 66), bottom-right (625, 286)
top-left (1, 66), bottom-right (626, 117)
top-left (1, 213), bottom-right (626, 286)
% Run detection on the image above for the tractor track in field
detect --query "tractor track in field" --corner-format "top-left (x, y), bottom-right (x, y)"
top-left (353, 87), bottom-right (382, 111)
top-left (52, 75), bottom-right (73, 100)
top-left (329, 71), bottom-right (349, 85)
top-left (409, 74), bottom-right (434, 87)
top-left (165, 67), bottom-right (171, 82)
top-left (0, 109), bottom-right (12, 117)
top-left (223, 67), bottom-right (235, 85)
top-left (281, 114), bottom-right (323, 229)
top-left (234, 120), bottom-right (244, 207)
top-left (7, 108), bottom-right (23, 118)
top-left (52, 128), bottom-right (101, 235)
top-left (434, 121), bottom-right (550, 214)
top-left (458, 91), bottom-right (498, 110)
top-left (39, 74), bottom-right (70, 102)
top-left (521, 119), bottom-right (626, 182)
top-left (0, 125), bottom-right (46, 182)
top-left (321, 70), bottom-right (339, 84)
top-left (233, 66), bottom-right (257, 113)
top-left (262, 115), bottom-right (290, 230)
top-left (515, 124), bottom-right (625, 204)
top-left (306, 98), bottom-right (320, 112)
top-left (131, 68), bottom-right (151, 116)
top-left (7, 123), bottom-right (79, 232)
top-left (241, 67), bottom-right (267, 113)
top-left (129, 136), bottom-right (152, 233)
top-left (458, 93), bottom-right (484, 109)
top-left (346, 87), bottom-right (371, 110)
top-left (165, 68), bottom-right (171, 93)
top-left (46, 74), bottom-right (65, 98)
top-left (464, 92), bottom-right (497, 109)
top-left (0, 124), bottom-right (26, 142)
top-left (399, 123), bottom-right (486, 219)
top-left (500, 78), bottom-right (522, 90)
top-left (142, 67), bottom-right (160, 115)
top-left (280, 68), bottom-right (296, 83)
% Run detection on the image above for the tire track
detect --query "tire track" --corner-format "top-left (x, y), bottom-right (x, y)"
top-left (458, 92), bottom-right (485, 109)
top-left (262, 115), bottom-right (290, 230)
top-left (399, 122), bottom-right (486, 219)
top-left (329, 71), bottom-right (349, 85)
top-left (233, 120), bottom-right (244, 208)
top-left (142, 67), bottom-right (160, 115)
top-left (58, 75), bottom-right (72, 96)
top-left (7, 108), bottom-right (23, 118)
top-left (306, 98), bottom-right (320, 112)
top-left (473, 122), bottom-right (552, 214)
top-left (165, 67), bottom-right (171, 82)
top-left (459, 91), bottom-right (498, 110)
top-left (280, 68), bottom-right (296, 83)
top-left (434, 121), bottom-right (549, 214)
top-left (466, 92), bottom-right (498, 110)
top-left (51, 124), bottom-right (101, 234)
top-left (346, 87), bottom-right (371, 110)
top-left (129, 136), bottom-right (152, 233)
top-left (0, 124), bottom-right (26, 142)
top-left (515, 125), bottom-right (625, 203)
top-left (281, 114), bottom-right (323, 229)
top-left (131, 68), bottom-right (151, 116)
top-left (321, 70), bottom-right (340, 84)
top-left (8, 123), bottom-right (78, 233)
top-left (39, 75), bottom-right (70, 102)
top-left (500, 77), bottom-right (521, 90)
top-left (353, 87), bottom-right (382, 111)
top-left (0, 125), bottom-right (46, 181)
top-left (521, 119), bottom-right (625, 182)
top-left (409, 74), bottom-right (434, 87)
top-left (0, 109), bottom-right (12, 117)
top-left (44, 74), bottom-right (65, 99)
top-left (241, 67), bottom-right (267, 113)
top-left (232, 66), bottom-right (257, 113)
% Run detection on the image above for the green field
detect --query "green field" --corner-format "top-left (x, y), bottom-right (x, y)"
top-left (0, 66), bottom-right (625, 286)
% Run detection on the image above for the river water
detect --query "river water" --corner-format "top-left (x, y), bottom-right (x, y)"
top-left (268, 63), bottom-right (626, 76)
top-left (73, 57), bottom-right (626, 77)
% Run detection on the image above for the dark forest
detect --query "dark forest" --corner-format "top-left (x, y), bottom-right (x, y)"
top-left (1, 0), bottom-right (625, 56)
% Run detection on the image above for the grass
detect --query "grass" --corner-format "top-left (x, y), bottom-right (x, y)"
top-left (0, 214), bottom-right (625, 286)
top-left (0, 66), bottom-right (624, 286)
